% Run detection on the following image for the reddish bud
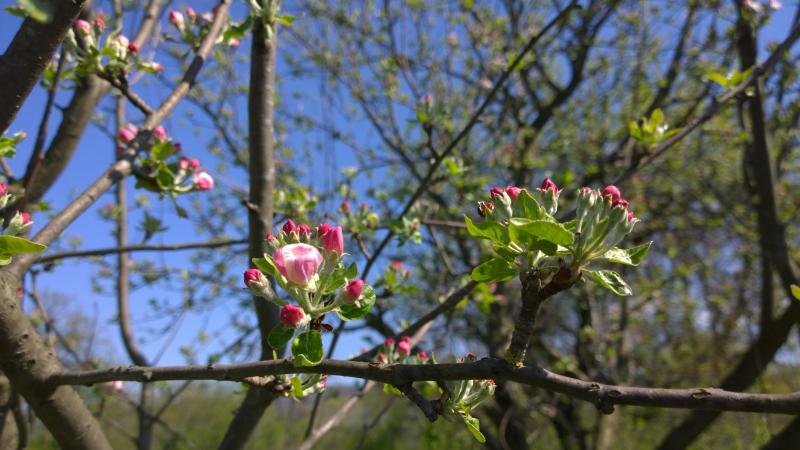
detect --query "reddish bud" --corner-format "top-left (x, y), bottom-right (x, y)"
top-left (341, 199), bottom-right (351, 214)
top-left (400, 335), bottom-right (410, 342)
top-left (627, 210), bottom-right (635, 222)
top-left (465, 352), bottom-right (477, 361)
top-left (489, 187), bottom-right (505, 199)
top-left (185, 7), bottom-right (196, 18)
top-left (612, 198), bottom-right (629, 208)
top-left (505, 186), bottom-right (522, 200)
top-left (152, 125), bottom-right (167, 141)
top-left (0, 182), bottom-right (7, 196)
top-left (20, 212), bottom-right (31, 225)
top-left (243, 268), bottom-right (263, 287)
top-left (385, 338), bottom-right (395, 347)
top-left (265, 232), bottom-right (277, 242)
top-left (601, 185), bottom-right (621, 203)
top-left (280, 304), bottom-right (306, 328)
top-left (345, 279), bottom-right (364, 301)
top-left (193, 172), bottom-right (214, 190)
top-left (317, 221), bottom-right (332, 237)
top-left (282, 220), bottom-right (297, 235)
top-left (169, 10), bottom-right (185, 27)
top-left (417, 351), bottom-right (429, 361)
top-left (377, 353), bottom-right (387, 362)
top-left (297, 224), bottom-right (312, 238)
top-left (539, 177), bottom-right (558, 192)
top-left (390, 261), bottom-right (403, 270)
top-left (94, 16), bottom-right (107, 31)
top-left (321, 225), bottom-right (344, 255)
top-left (397, 340), bottom-right (411, 355)
top-left (75, 19), bottom-right (91, 35)
top-left (127, 42), bottom-right (139, 54)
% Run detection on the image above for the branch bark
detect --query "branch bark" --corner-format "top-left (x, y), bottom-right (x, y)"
top-left (216, 5), bottom-right (281, 449)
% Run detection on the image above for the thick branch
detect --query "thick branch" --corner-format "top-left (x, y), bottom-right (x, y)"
top-left (48, 358), bottom-right (800, 416)
top-left (0, 0), bottom-right (86, 133)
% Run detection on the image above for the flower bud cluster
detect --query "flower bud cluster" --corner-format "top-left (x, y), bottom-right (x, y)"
top-left (436, 353), bottom-right (495, 439)
top-left (4, 211), bottom-right (33, 236)
top-left (65, 19), bottom-right (163, 80)
top-left (574, 184), bottom-right (639, 262)
top-left (374, 336), bottom-right (429, 365)
top-left (166, 7), bottom-right (242, 51)
top-left (247, 220), bottom-right (374, 325)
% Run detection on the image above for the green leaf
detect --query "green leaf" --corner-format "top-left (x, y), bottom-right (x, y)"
top-left (253, 257), bottom-right (279, 277)
top-left (155, 165), bottom-right (175, 190)
top-left (9, 0), bottom-right (54, 23)
top-left (706, 72), bottom-right (728, 87)
top-left (791, 284), bottom-right (800, 301)
top-left (0, 236), bottom-right (46, 255)
top-left (629, 121), bottom-right (642, 141)
top-left (462, 415), bottom-right (486, 443)
top-left (508, 218), bottom-right (573, 246)
top-left (337, 285), bottom-right (376, 321)
top-left (0, 255), bottom-right (13, 266)
top-left (275, 14), bottom-right (296, 27)
top-left (649, 109), bottom-right (664, 129)
top-left (345, 262), bottom-right (358, 279)
top-left (471, 257), bottom-right (517, 283)
top-left (514, 190), bottom-right (547, 220)
top-left (151, 142), bottom-right (175, 161)
top-left (292, 330), bottom-right (323, 366)
top-left (291, 376), bottom-right (304, 397)
top-left (583, 269), bottom-right (632, 296)
top-left (603, 242), bottom-right (652, 266)
top-left (464, 215), bottom-right (509, 246)
top-left (383, 384), bottom-right (403, 395)
top-left (267, 324), bottom-right (295, 350)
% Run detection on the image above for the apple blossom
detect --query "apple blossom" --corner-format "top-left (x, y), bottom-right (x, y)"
top-left (193, 172), bottom-right (214, 190)
top-left (280, 304), bottom-right (306, 328)
top-left (273, 243), bottom-right (323, 285)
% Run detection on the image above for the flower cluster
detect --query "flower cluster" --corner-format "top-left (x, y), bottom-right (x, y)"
top-left (374, 336), bottom-right (429, 365)
top-left (466, 178), bottom-right (650, 296)
top-left (65, 18), bottom-right (162, 78)
top-left (166, 7), bottom-right (242, 51)
top-left (122, 123), bottom-right (214, 196)
top-left (245, 220), bottom-right (376, 365)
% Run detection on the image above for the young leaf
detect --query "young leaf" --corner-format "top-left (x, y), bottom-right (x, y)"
top-left (706, 72), bottom-right (729, 87)
top-left (513, 190), bottom-right (547, 220)
top-left (292, 330), bottom-right (323, 366)
top-left (253, 257), bottom-right (279, 277)
top-left (0, 236), bottom-right (47, 255)
top-left (791, 284), bottom-right (800, 301)
top-left (267, 324), bottom-right (295, 350)
top-left (603, 241), bottom-right (652, 266)
top-left (471, 257), bottom-right (517, 283)
top-left (583, 269), bottom-right (632, 296)
top-left (508, 218), bottom-right (573, 246)
top-left (337, 285), bottom-right (376, 321)
top-left (464, 216), bottom-right (509, 246)
top-left (462, 415), bottom-right (486, 443)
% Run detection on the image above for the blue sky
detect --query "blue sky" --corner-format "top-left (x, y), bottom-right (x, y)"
top-left (1, 1), bottom-right (797, 372)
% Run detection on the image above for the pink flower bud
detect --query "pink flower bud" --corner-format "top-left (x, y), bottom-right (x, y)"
top-left (169, 10), bottom-right (185, 27)
top-left (321, 225), bottom-right (344, 255)
top-left (341, 199), bottom-right (351, 214)
top-left (243, 268), bottom-right (263, 287)
top-left (385, 338), bottom-right (395, 347)
top-left (152, 125), bottom-right (167, 141)
top-left (114, 34), bottom-right (129, 48)
top-left (397, 340), bottom-right (411, 355)
top-left (345, 279), bottom-right (364, 301)
top-left (319, 380), bottom-right (328, 389)
top-left (127, 42), bottom-right (139, 54)
top-left (539, 177), bottom-right (558, 192)
top-left (298, 224), bottom-right (312, 238)
top-left (20, 212), bottom-right (31, 225)
top-left (477, 201), bottom-right (494, 217)
top-left (273, 243), bottom-right (323, 285)
top-left (505, 186), bottom-right (522, 200)
top-left (118, 123), bottom-right (137, 143)
top-left (581, 186), bottom-right (592, 194)
top-left (465, 352), bottom-right (477, 361)
top-left (75, 19), bottom-right (92, 35)
top-left (193, 172), bottom-right (214, 190)
top-left (179, 157), bottom-right (200, 171)
top-left (0, 182), bottom-right (6, 196)
top-left (390, 261), bottom-right (403, 270)
top-left (601, 185), bottom-right (621, 203)
top-left (627, 210), bottom-right (635, 222)
top-left (377, 353), bottom-right (387, 362)
top-left (489, 187), bottom-right (505, 199)
top-left (265, 232), bottom-right (277, 242)
top-left (280, 304), bottom-right (306, 328)
top-left (185, 7), bottom-right (196, 18)
top-left (316, 221), bottom-right (331, 237)
top-left (283, 219), bottom-right (297, 235)
top-left (152, 63), bottom-right (164, 73)
top-left (417, 351), bottom-right (428, 361)
top-left (228, 38), bottom-right (240, 47)
top-left (94, 16), bottom-right (107, 31)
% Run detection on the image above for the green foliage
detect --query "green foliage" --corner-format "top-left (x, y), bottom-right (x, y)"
top-left (292, 330), bottom-right (323, 366)
top-left (0, 236), bottom-right (46, 265)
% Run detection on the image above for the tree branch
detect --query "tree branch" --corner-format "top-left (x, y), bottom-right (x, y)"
top-left (36, 238), bottom-right (247, 264)
top-left (47, 358), bottom-right (800, 416)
